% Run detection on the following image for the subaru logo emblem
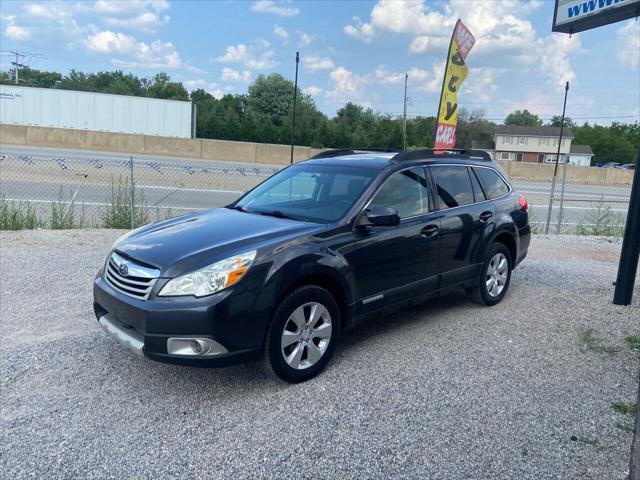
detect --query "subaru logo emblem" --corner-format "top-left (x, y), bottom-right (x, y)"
top-left (119, 263), bottom-right (129, 276)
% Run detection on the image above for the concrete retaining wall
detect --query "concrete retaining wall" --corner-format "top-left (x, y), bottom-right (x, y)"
top-left (0, 123), bottom-right (634, 184)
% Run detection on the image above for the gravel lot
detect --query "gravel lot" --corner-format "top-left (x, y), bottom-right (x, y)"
top-left (1, 230), bottom-right (638, 479)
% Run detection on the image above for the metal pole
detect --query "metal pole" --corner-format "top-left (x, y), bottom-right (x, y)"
top-left (402, 72), bottom-right (408, 151)
top-left (62, 174), bottom-right (88, 224)
top-left (545, 81), bottom-right (569, 234)
top-left (556, 155), bottom-right (569, 234)
top-left (129, 156), bottom-right (135, 229)
top-left (613, 142), bottom-right (640, 305)
top-left (290, 51), bottom-right (300, 165)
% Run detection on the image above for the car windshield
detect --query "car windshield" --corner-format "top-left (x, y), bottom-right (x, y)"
top-left (234, 164), bottom-right (378, 223)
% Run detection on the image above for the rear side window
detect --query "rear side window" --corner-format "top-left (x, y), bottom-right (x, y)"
top-left (469, 168), bottom-right (486, 202)
top-left (475, 167), bottom-right (510, 199)
top-left (432, 166), bottom-right (474, 209)
top-left (369, 168), bottom-right (430, 218)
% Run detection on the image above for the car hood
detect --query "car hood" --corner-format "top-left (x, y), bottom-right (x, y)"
top-left (115, 208), bottom-right (323, 276)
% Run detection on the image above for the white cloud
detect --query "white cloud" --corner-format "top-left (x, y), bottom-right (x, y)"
top-left (303, 85), bottom-right (323, 96)
top-left (373, 66), bottom-right (405, 85)
top-left (326, 66), bottom-right (368, 103)
top-left (462, 67), bottom-right (498, 104)
top-left (216, 44), bottom-right (251, 63)
top-left (221, 67), bottom-right (252, 83)
top-left (214, 42), bottom-right (277, 70)
top-left (373, 65), bottom-right (433, 89)
top-left (250, 1), bottom-right (299, 17)
top-left (4, 15), bottom-right (31, 41)
top-left (299, 32), bottom-right (314, 46)
top-left (84, 30), bottom-right (184, 69)
top-left (78, 1), bottom-right (171, 33)
top-left (347, 0), bottom-right (581, 86)
top-left (302, 55), bottom-right (335, 71)
top-left (273, 24), bottom-right (288, 43)
top-left (184, 79), bottom-right (226, 98)
top-left (616, 20), bottom-right (640, 68)
top-left (344, 17), bottom-right (375, 43)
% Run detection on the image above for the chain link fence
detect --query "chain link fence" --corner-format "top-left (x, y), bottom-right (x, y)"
top-left (0, 150), bottom-right (632, 235)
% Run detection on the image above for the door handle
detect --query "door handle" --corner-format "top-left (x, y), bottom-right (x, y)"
top-left (479, 211), bottom-right (493, 222)
top-left (421, 224), bottom-right (439, 237)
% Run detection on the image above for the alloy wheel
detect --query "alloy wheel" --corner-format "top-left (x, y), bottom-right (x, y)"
top-left (281, 302), bottom-right (332, 370)
top-left (486, 253), bottom-right (508, 297)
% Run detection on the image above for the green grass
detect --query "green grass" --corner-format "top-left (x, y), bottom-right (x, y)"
top-left (615, 422), bottom-right (633, 433)
top-left (575, 200), bottom-right (625, 237)
top-left (102, 175), bottom-right (149, 229)
top-left (611, 402), bottom-right (640, 415)
top-left (0, 197), bottom-right (44, 230)
top-left (50, 188), bottom-right (86, 229)
top-left (625, 336), bottom-right (640, 352)
top-left (578, 328), bottom-right (620, 355)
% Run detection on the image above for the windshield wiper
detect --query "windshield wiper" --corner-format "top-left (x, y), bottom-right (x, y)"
top-left (255, 210), bottom-right (299, 221)
top-left (225, 204), bottom-right (246, 212)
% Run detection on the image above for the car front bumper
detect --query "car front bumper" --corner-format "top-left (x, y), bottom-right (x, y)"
top-left (93, 274), bottom-right (266, 367)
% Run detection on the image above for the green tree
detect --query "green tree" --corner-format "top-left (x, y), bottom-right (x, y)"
top-left (504, 109), bottom-right (543, 126)
top-left (0, 67), bottom-right (62, 88)
top-left (547, 115), bottom-right (576, 128)
top-left (145, 72), bottom-right (189, 101)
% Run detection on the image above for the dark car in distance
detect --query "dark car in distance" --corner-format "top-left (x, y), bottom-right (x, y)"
top-left (94, 148), bottom-right (531, 382)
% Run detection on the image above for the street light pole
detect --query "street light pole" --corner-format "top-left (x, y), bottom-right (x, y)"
top-left (544, 81), bottom-right (569, 234)
top-left (290, 51), bottom-right (300, 165)
top-left (402, 72), bottom-right (408, 151)
top-left (613, 142), bottom-right (640, 305)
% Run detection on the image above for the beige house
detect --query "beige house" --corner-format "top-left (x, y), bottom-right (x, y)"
top-left (493, 125), bottom-right (574, 164)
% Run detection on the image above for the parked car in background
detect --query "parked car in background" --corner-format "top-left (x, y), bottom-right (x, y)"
top-left (619, 163), bottom-right (636, 170)
top-left (94, 148), bottom-right (531, 383)
top-left (602, 162), bottom-right (621, 168)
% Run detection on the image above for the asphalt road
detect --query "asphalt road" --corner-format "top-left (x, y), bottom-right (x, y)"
top-left (1, 144), bottom-right (632, 231)
top-left (1, 230), bottom-right (638, 479)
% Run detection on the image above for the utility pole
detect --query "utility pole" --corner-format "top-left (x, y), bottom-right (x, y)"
top-left (10, 50), bottom-right (25, 85)
top-left (402, 72), bottom-right (408, 151)
top-left (544, 81), bottom-right (569, 234)
top-left (290, 51), bottom-right (300, 165)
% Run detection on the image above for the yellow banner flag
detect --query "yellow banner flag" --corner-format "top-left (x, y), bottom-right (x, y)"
top-left (434, 20), bottom-right (476, 150)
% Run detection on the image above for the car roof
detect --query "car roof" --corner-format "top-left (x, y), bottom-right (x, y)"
top-left (301, 151), bottom-right (496, 171)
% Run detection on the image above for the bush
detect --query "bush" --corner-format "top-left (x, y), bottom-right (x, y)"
top-left (102, 175), bottom-right (149, 229)
top-left (0, 197), bottom-right (43, 230)
top-left (50, 188), bottom-right (86, 229)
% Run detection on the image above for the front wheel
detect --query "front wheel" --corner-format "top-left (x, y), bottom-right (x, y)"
top-left (467, 243), bottom-right (512, 306)
top-left (263, 286), bottom-right (340, 383)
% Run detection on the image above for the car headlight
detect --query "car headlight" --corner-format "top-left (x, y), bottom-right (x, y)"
top-left (158, 251), bottom-right (257, 298)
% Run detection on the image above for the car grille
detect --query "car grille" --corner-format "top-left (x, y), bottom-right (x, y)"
top-left (104, 252), bottom-right (160, 300)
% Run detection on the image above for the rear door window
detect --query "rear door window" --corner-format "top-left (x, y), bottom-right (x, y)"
top-left (432, 166), bottom-right (475, 209)
top-left (474, 167), bottom-right (510, 199)
top-left (469, 167), bottom-right (486, 202)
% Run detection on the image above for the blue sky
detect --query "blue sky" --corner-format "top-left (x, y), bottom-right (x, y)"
top-left (1, 0), bottom-right (638, 124)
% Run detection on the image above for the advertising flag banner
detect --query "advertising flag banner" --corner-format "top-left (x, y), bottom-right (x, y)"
top-left (434, 20), bottom-right (476, 150)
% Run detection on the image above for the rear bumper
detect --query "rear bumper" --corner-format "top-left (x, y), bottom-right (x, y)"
top-left (93, 274), bottom-right (265, 367)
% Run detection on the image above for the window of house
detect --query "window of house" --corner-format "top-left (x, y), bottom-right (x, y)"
top-left (500, 152), bottom-right (510, 160)
top-left (474, 168), bottom-right (510, 199)
top-left (432, 166), bottom-right (475, 209)
top-left (503, 136), bottom-right (512, 144)
top-left (516, 153), bottom-right (523, 162)
top-left (518, 137), bottom-right (526, 145)
top-left (540, 137), bottom-right (549, 146)
top-left (369, 168), bottom-right (430, 218)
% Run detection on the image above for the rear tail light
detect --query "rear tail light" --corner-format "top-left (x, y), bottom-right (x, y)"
top-left (519, 195), bottom-right (528, 212)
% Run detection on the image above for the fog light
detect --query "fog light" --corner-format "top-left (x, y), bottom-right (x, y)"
top-left (167, 337), bottom-right (228, 356)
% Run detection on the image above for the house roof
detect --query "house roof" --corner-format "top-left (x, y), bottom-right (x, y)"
top-left (570, 144), bottom-right (593, 155)
top-left (495, 125), bottom-right (574, 138)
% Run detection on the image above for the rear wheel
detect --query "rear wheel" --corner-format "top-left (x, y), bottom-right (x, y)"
top-left (264, 286), bottom-right (340, 383)
top-left (467, 243), bottom-right (512, 306)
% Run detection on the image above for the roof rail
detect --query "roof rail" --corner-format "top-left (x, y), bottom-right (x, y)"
top-left (310, 148), bottom-right (399, 159)
top-left (391, 148), bottom-right (493, 162)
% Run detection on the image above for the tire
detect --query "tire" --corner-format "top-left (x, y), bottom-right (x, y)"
top-left (263, 285), bottom-right (340, 383)
top-left (467, 243), bottom-right (512, 306)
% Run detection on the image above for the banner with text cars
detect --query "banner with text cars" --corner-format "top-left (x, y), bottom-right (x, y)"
top-left (434, 19), bottom-right (476, 150)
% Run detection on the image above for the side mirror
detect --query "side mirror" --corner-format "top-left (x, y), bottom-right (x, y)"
top-left (366, 206), bottom-right (400, 227)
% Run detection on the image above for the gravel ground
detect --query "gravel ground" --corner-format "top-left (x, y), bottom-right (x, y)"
top-left (1, 230), bottom-right (638, 479)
